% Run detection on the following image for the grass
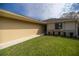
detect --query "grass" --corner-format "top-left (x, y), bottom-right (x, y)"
top-left (0, 36), bottom-right (79, 56)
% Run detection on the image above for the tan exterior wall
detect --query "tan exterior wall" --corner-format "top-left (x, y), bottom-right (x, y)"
top-left (63, 22), bottom-right (76, 36)
top-left (0, 17), bottom-right (44, 43)
top-left (47, 21), bottom-right (78, 37)
top-left (47, 23), bottom-right (55, 31)
top-left (47, 22), bottom-right (76, 31)
top-left (64, 22), bottom-right (76, 31)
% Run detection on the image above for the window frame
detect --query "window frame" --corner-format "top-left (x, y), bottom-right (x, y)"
top-left (55, 22), bottom-right (63, 29)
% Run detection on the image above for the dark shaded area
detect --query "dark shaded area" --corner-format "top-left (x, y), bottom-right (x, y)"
top-left (70, 32), bottom-right (74, 37)
top-left (63, 32), bottom-right (66, 36)
top-left (43, 24), bottom-right (47, 35)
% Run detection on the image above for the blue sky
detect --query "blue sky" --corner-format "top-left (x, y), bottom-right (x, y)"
top-left (0, 3), bottom-right (79, 20)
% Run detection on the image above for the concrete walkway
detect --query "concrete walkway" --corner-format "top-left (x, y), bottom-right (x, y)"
top-left (0, 35), bottom-right (42, 49)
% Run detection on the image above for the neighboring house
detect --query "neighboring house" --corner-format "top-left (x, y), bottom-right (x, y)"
top-left (0, 10), bottom-right (46, 47)
top-left (45, 18), bottom-right (79, 38)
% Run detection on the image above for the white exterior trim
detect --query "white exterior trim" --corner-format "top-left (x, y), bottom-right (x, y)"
top-left (0, 35), bottom-right (42, 50)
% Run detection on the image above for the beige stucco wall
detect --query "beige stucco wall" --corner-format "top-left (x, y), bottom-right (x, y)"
top-left (64, 22), bottom-right (76, 31)
top-left (47, 21), bottom-right (78, 36)
top-left (47, 23), bottom-right (55, 31)
top-left (0, 17), bottom-right (44, 43)
top-left (47, 22), bottom-right (64, 33)
top-left (63, 22), bottom-right (76, 36)
top-left (47, 21), bottom-right (76, 31)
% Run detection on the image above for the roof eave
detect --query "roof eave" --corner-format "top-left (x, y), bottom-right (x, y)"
top-left (0, 9), bottom-right (46, 25)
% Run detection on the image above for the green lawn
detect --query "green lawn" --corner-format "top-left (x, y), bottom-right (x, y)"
top-left (0, 36), bottom-right (79, 56)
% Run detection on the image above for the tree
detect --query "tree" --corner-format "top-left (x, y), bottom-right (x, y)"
top-left (60, 12), bottom-right (78, 19)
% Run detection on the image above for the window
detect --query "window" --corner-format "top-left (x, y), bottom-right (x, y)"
top-left (55, 23), bottom-right (62, 29)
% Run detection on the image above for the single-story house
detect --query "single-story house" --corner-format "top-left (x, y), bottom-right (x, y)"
top-left (45, 18), bottom-right (79, 38)
top-left (0, 10), bottom-right (46, 49)
top-left (0, 9), bottom-right (79, 49)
